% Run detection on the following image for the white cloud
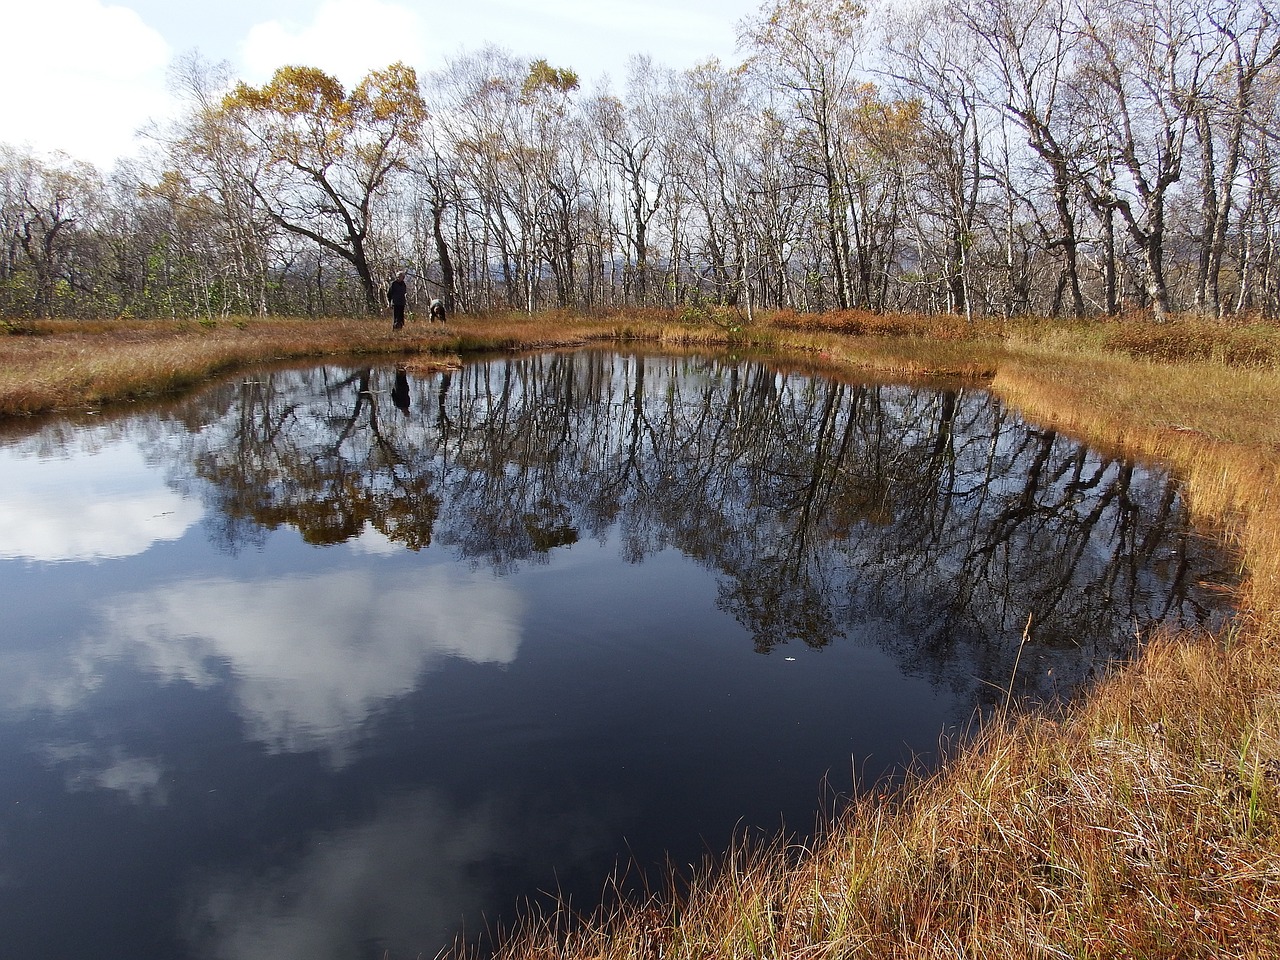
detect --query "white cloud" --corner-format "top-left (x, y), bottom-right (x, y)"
top-left (238, 0), bottom-right (745, 92)
top-left (0, 440), bottom-right (203, 562)
top-left (0, 0), bottom-right (174, 167)
top-left (430, 0), bottom-right (746, 84)
top-left (240, 0), bottom-right (429, 86)
top-left (0, 0), bottom-right (751, 166)
top-left (511, 0), bottom-right (745, 58)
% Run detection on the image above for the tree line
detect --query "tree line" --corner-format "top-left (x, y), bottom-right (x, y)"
top-left (3, 0), bottom-right (1278, 322)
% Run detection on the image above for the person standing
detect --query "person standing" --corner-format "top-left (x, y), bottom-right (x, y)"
top-left (387, 271), bottom-right (408, 330)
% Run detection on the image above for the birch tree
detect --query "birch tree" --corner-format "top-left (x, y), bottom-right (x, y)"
top-left (742, 0), bottom-right (868, 309)
top-left (1190, 0), bottom-right (1280, 316)
top-left (1069, 0), bottom-right (1215, 319)
top-left (953, 0), bottom-right (1092, 316)
top-left (885, 2), bottom-right (992, 318)
top-left (221, 62), bottom-right (426, 311)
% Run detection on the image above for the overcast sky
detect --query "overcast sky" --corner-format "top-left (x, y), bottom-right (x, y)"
top-left (0, 0), bottom-right (753, 170)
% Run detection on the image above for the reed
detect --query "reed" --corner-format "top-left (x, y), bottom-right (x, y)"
top-left (3, 309), bottom-right (1279, 957)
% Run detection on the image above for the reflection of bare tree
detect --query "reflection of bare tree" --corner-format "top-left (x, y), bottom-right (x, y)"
top-left (168, 351), bottom-right (1234, 702)
top-left (181, 367), bottom-right (439, 550)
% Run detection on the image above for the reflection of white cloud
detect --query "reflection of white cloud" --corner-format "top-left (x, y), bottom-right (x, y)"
top-left (189, 791), bottom-right (501, 960)
top-left (185, 785), bottom-right (624, 960)
top-left (347, 521), bottom-right (400, 555)
top-left (94, 753), bottom-right (167, 803)
top-left (0, 441), bottom-right (202, 562)
top-left (86, 569), bottom-right (522, 763)
top-left (41, 742), bottom-right (168, 805)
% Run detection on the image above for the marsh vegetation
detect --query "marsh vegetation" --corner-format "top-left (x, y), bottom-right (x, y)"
top-left (1, 310), bottom-right (1277, 957)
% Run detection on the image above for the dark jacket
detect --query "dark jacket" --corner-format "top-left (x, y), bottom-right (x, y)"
top-left (387, 278), bottom-right (407, 306)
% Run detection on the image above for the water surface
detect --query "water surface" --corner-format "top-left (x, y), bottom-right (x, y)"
top-left (0, 351), bottom-right (1233, 959)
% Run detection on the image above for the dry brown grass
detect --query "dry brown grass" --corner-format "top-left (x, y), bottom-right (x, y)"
top-left (0, 312), bottom-right (750, 417)
top-left (4, 308), bottom-right (1280, 958)
top-left (0, 316), bottom-right (480, 416)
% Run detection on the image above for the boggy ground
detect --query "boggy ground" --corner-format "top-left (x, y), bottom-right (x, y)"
top-left (3, 308), bottom-right (1279, 958)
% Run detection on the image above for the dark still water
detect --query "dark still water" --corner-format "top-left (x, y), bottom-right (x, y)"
top-left (0, 351), bottom-right (1233, 960)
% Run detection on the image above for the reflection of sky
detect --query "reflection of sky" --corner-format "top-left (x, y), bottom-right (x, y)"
top-left (0, 359), bottom-right (1233, 960)
top-left (0, 439), bottom-right (202, 561)
top-left (347, 521), bottom-right (403, 555)
top-left (189, 791), bottom-right (502, 960)
top-left (184, 786), bottom-right (623, 960)
top-left (14, 568), bottom-right (523, 766)
top-left (41, 741), bottom-right (169, 805)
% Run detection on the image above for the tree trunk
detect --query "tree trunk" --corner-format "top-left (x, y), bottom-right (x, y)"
top-left (431, 197), bottom-right (457, 313)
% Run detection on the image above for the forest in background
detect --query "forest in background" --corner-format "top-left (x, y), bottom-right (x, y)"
top-left (3, 0), bottom-right (1279, 324)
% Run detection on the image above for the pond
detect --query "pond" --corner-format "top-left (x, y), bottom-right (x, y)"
top-left (0, 350), bottom-right (1234, 960)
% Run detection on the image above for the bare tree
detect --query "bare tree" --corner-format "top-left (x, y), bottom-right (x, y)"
top-left (1069, 0), bottom-right (1216, 320)
top-left (884, 1), bottom-right (993, 319)
top-left (221, 63), bottom-right (427, 311)
top-left (0, 146), bottom-right (101, 317)
top-left (742, 0), bottom-right (868, 310)
top-left (147, 52), bottom-right (277, 315)
top-left (952, 0), bottom-right (1092, 317)
top-left (1189, 0), bottom-right (1280, 317)
top-left (587, 57), bottom-right (673, 307)
top-left (664, 60), bottom-right (760, 308)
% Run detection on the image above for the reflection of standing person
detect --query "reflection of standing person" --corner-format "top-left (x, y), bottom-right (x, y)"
top-left (391, 367), bottom-right (410, 415)
top-left (387, 271), bottom-right (408, 330)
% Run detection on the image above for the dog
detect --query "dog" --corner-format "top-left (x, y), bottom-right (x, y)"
top-left (428, 298), bottom-right (447, 323)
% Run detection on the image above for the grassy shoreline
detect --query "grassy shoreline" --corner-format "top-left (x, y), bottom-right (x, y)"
top-left (3, 311), bottom-right (1279, 957)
